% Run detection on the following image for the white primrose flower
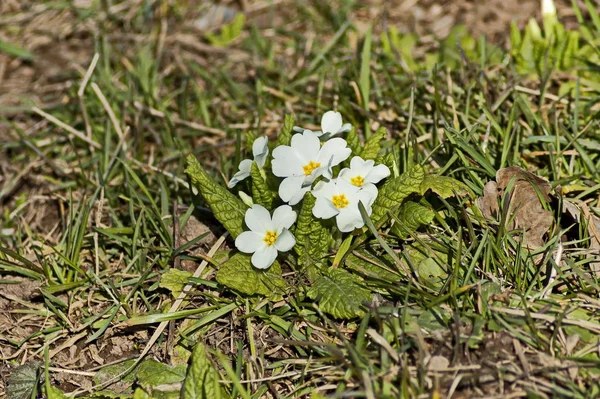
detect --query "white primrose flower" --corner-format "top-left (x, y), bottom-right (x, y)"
top-left (312, 179), bottom-right (377, 232)
top-left (228, 136), bottom-right (269, 188)
top-left (235, 204), bottom-right (297, 269)
top-left (272, 130), bottom-right (351, 205)
top-left (338, 156), bottom-right (391, 192)
top-left (292, 110), bottom-right (352, 138)
top-left (319, 110), bottom-right (352, 138)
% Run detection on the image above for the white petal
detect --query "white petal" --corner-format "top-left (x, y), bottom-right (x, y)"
top-left (251, 245), bottom-right (278, 269)
top-left (238, 191), bottom-right (254, 207)
top-left (227, 170), bottom-right (250, 188)
top-left (339, 123), bottom-right (352, 133)
top-left (350, 156), bottom-right (374, 176)
top-left (305, 163), bottom-right (328, 183)
top-left (288, 185), bottom-right (311, 206)
top-left (274, 229), bottom-right (296, 252)
top-left (321, 111), bottom-right (343, 134)
top-left (365, 164), bottom-right (391, 184)
top-left (235, 231), bottom-right (264, 253)
top-left (245, 204), bottom-right (273, 233)
top-left (238, 159), bottom-right (253, 173)
top-left (252, 136), bottom-right (269, 168)
top-left (312, 196), bottom-right (339, 219)
top-left (272, 146), bottom-right (305, 177)
top-left (336, 207), bottom-right (365, 232)
top-left (318, 138), bottom-right (351, 167)
top-left (311, 179), bottom-right (338, 200)
top-left (336, 178), bottom-right (362, 196)
top-left (278, 175), bottom-right (305, 203)
top-left (291, 130), bottom-right (320, 159)
top-left (338, 167), bottom-right (352, 181)
top-left (272, 205), bottom-right (297, 230)
top-left (359, 183), bottom-right (378, 206)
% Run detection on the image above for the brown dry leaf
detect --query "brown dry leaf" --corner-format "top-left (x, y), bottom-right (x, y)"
top-left (581, 205), bottom-right (600, 278)
top-left (477, 166), bottom-right (553, 250)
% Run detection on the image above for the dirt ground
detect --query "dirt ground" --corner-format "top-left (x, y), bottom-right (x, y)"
top-left (0, 0), bottom-right (582, 116)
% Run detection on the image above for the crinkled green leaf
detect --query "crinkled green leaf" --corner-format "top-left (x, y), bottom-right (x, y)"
top-left (419, 175), bottom-right (470, 198)
top-left (293, 193), bottom-right (330, 271)
top-left (376, 152), bottom-right (396, 177)
top-left (137, 360), bottom-right (187, 387)
top-left (160, 269), bottom-right (192, 298)
top-left (6, 363), bottom-right (40, 399)
top-left (360, 126), bottom-right (387, 160)
top-left (345, 249), bottom-right (398, 282)
top-left (405, 244), bottom-right (447, 289)
top-left (94, 360), bottom-right (138, 386)
top-left (216, 253), bottom-right (287, 296)
top-left (307, 269), bottom-right (371, 319)
top-left (391, 201), bottom-right (435, 239)
top-left (181, 343), bottom-right (222, 399)
top-left (251, 162), bottom-right (276, 209)
top-left (47, 386), bottom-right (69, 399)
top-left (345, 126), bottom-right (361, 156)
top-left (275, 114), bottom-right (295, 147)
top-left (244, 131), bottom-right (261, 153)
top-left (133, 388), bottom-right (152, 399)
top-left (372, 164), bottom-right (425, 223)
top-left (185, 154), bottom-right (247, 238)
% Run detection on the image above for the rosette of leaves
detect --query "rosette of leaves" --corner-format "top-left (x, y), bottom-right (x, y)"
top-left (185, 115), bottom-right (470, 318)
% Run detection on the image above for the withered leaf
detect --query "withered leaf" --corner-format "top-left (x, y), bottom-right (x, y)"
top-left (476, 166), bottom-right (553, 250)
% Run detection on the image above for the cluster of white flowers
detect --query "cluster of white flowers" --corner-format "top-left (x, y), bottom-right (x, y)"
top-left (230, 111), bottom-right (390, 269)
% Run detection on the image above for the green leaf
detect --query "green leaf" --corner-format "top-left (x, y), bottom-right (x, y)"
top-left (345, 126), bottom-right (361, 156)
top-left (185, 154), bottom-right (247, 238)
top-left (360, 126), bottom-right (387, 160)
top-left (94, 360), bottom-right (138, 386)
top-left (216, 253), bottom-right (287, 296)
top-left (371, 164), bottom-right (425, 223)
top-left (7, 363), bottom-right (40, 399)
top-left (275, 114), bottom-right (295, 147)
top-left (181, 343), bottom-right (222, 399)
top-left (293, 193), bottom-right (330, 269)
top-left (133, 388), bottom-right (152, 399)
top-left (244, 131), bottom-right (261, 153)
top-left (419, 175), bottom-right (470, 198)
top-left (205, 13), bottom-right (245, 47)
top-left (137, 360), bottom-right (187, 387)
top-left (391, 201), bottom-right (435, 239)
top-left (250, 162), bottom-right (276, 209)
top-left (376, 152), bottom-right (396, 177)
top-left (345, 249), bottom-right (398, 282)
top-left (307, 269), bottom-right (371, 319)
top-left (160, 269), bottom-right (192, 298)
top-left (47, 386), bottom-right (69, 399)
top-left (405, 244), bottom-right (447, 289)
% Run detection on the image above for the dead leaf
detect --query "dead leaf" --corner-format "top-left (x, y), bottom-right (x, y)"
top-left (581, 205), bottom-right (600, 278)
top-left (477, 166), bottom-right (553, 250)
top-left (427, 355), bottom-right (450, 371)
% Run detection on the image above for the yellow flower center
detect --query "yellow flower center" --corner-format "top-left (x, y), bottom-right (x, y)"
top-left (350, 175), bottom-right (365, 187)
top-left (332, 194), bottom-right (349, 209)
top-left (263, 230), bottom-right (278, 246)
top-left (302, 161), bottom-right (321, 176)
